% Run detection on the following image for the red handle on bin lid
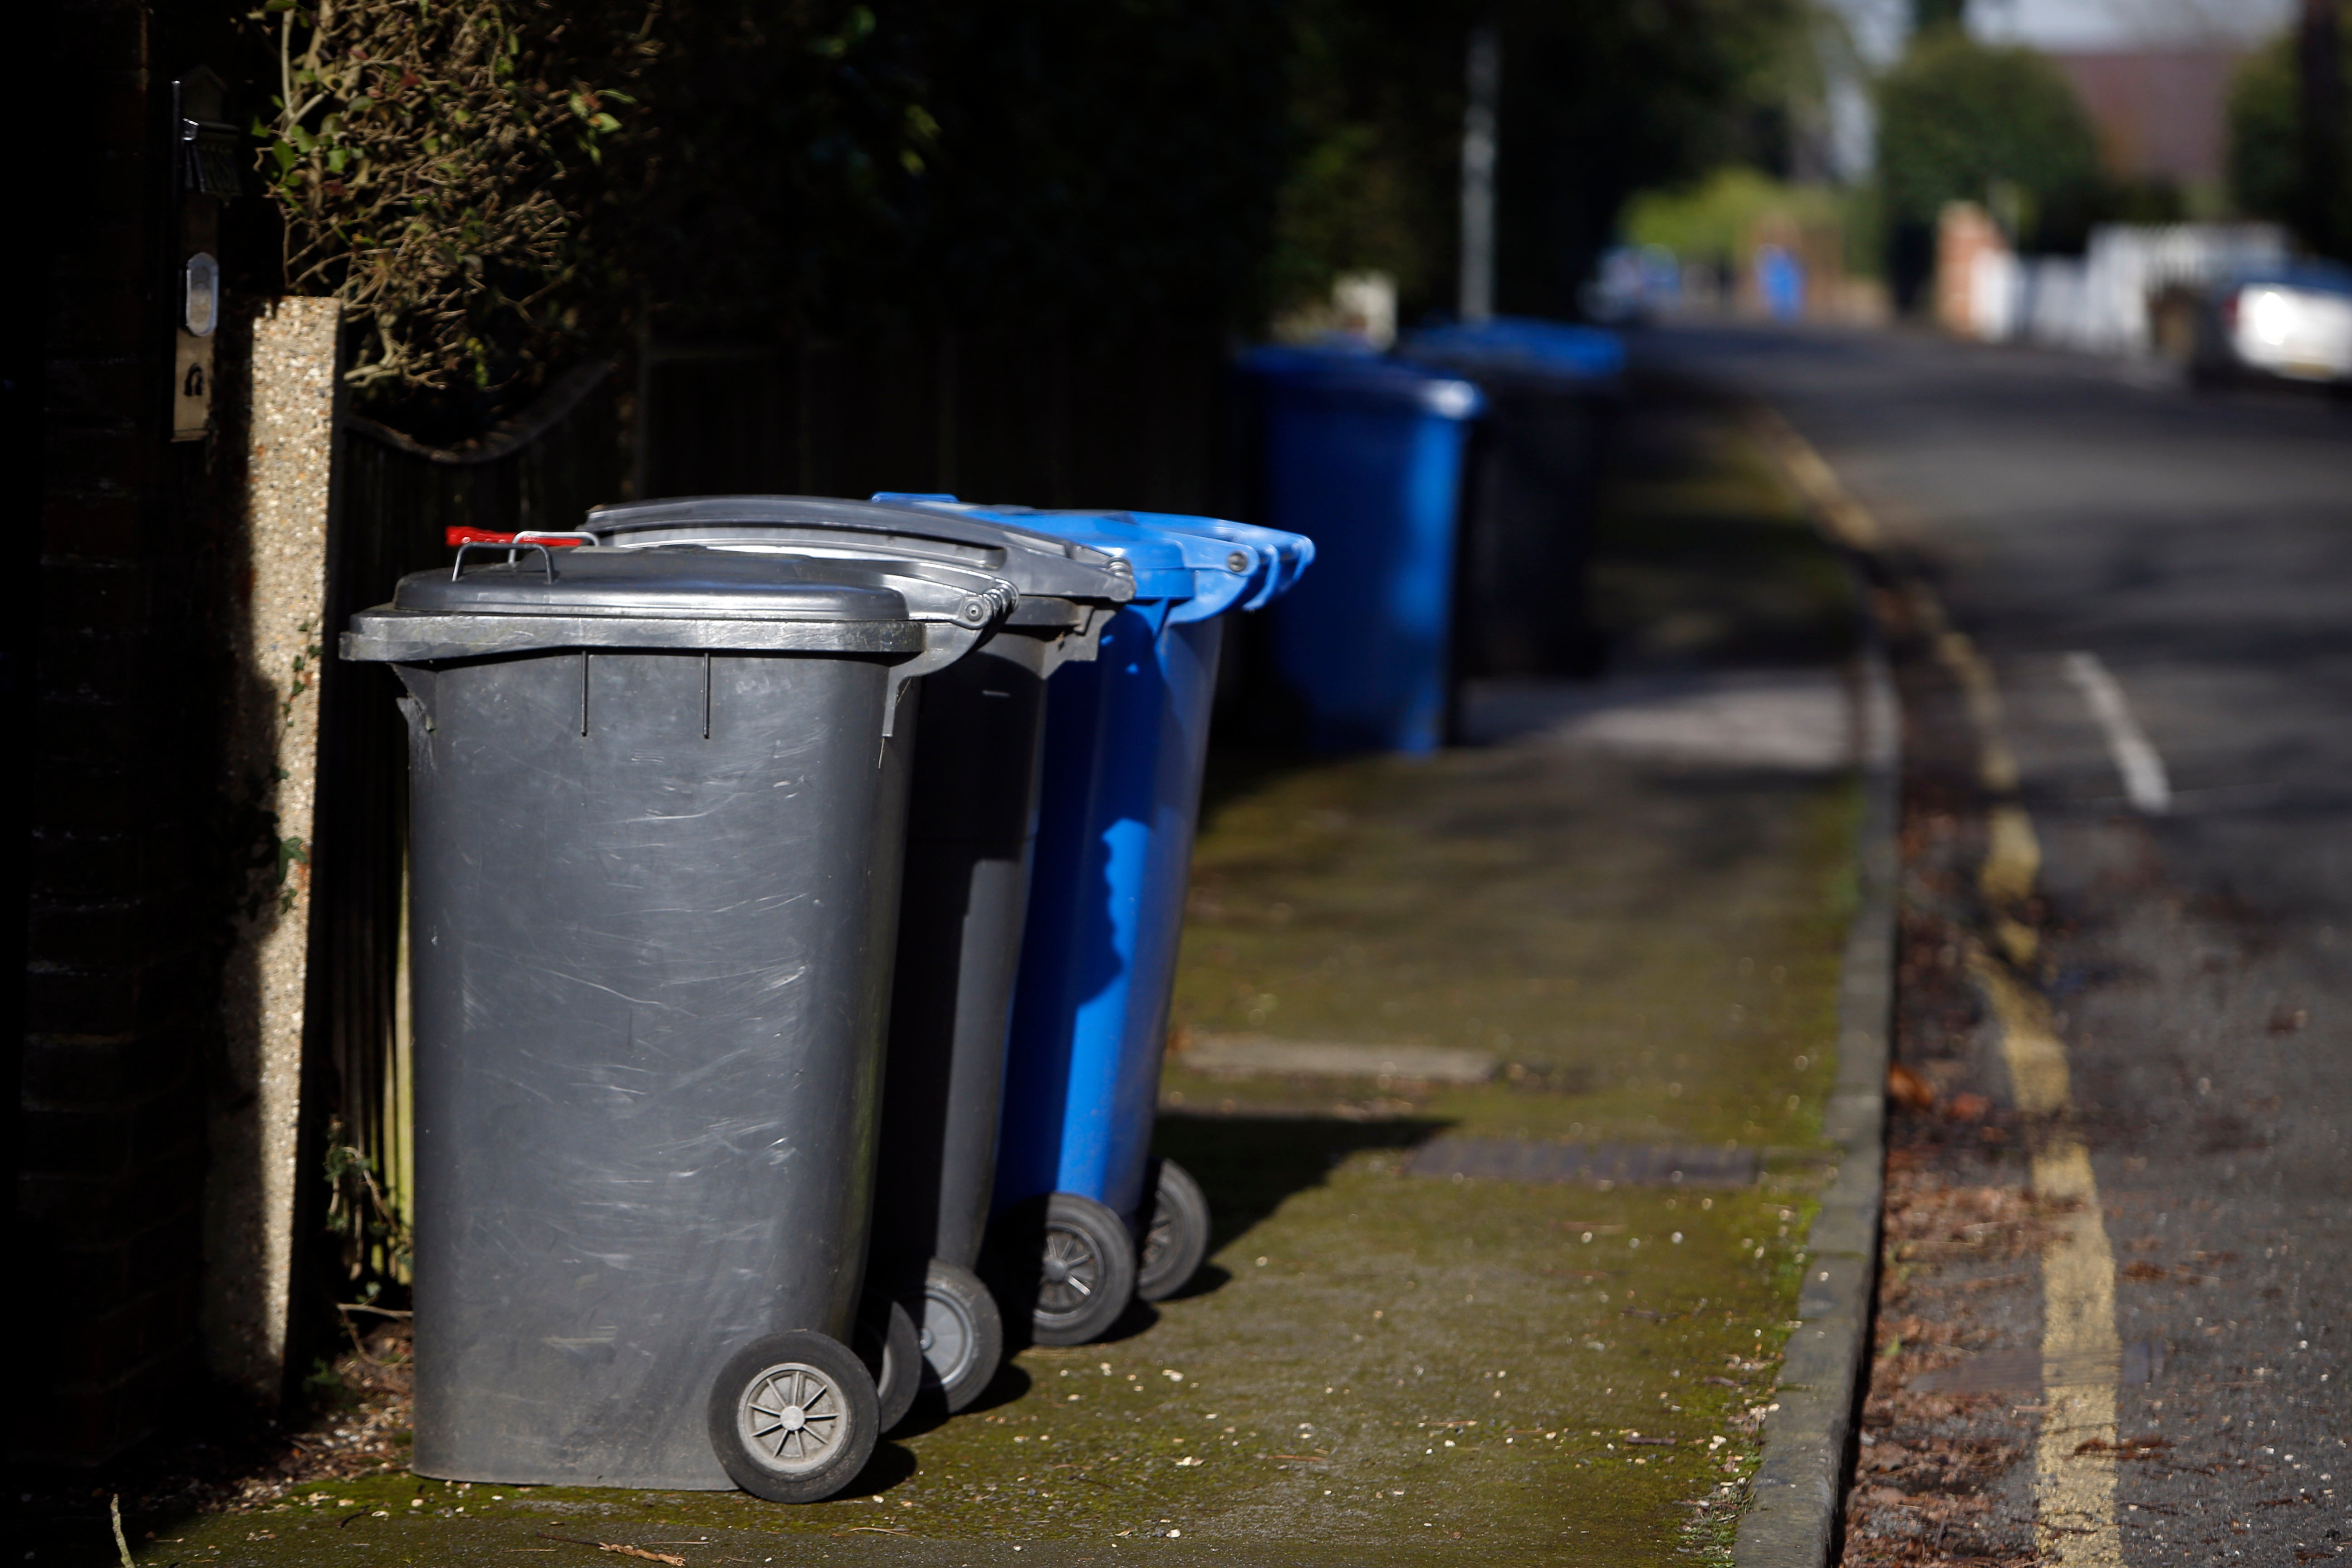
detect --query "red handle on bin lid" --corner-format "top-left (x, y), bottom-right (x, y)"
top-left (445, 527), bottom-right (591, 548)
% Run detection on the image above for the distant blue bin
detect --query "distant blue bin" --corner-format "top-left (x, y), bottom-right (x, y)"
top-left (1403, 315), bottom-right (1626, 382)
top-left (1397, 316), bottom-right (1624, 679)
top-left (879, 499), bottom-right (1312, 1345)
top-left (1242, 345), bottom-right (1483, 755)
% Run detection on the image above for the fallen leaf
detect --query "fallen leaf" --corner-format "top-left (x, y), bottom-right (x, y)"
top-left (535, 1535), bottom-right (683, 1566)
top-left (1887, 1063), bottom-right (1935, 1112)
top-left (2074, 1436), bottom-right (2171, 1458)
top-left (1947, 1092), bottom-right (1990, 1122)
top-left (2267, 1008), bottom-right (2307, 1035)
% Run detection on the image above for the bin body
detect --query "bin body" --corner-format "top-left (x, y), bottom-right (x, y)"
top-left (1242, 347), bottom-right (1481, 754)
top-left (877, 643), bottom-right (1051, 1269)
top-left (930, 507), bottom-right (1307, 1230)
top-left (577, 497), bottom-right (1131, 1293)
top-left (1400, 318), bottom-right (1624, 679)
top-left (346, 545), bottom-right (995, 1488)
top-left (995, 606), bottom-right (1224, 1223)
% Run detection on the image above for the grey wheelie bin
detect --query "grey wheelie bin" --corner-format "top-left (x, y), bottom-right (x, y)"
top-left (342, 539), bottom-right (1012, 1502)
top-left (578, 496), bottom-right (1135, 1416)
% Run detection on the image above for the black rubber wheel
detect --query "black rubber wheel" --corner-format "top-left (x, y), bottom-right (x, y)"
top-left (854, 1293), bottom-right (922, 1436)
top-left (1135, 1157), bottom-right (1210, 1302)
top-left (992, 1191), bottom-right (1137, 1346)
top-left (906, 1259), bottom-right (1004, 1414)
top-left (707, 1331), bottom-right (878, 1503)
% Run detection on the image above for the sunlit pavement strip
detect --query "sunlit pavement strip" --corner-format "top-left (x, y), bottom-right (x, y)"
top-left (1763, 411), bottom-right (2128, 1568)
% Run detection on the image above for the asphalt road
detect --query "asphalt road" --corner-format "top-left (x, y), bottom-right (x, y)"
top-left (1650, 323), bottom-right (2352, 1564)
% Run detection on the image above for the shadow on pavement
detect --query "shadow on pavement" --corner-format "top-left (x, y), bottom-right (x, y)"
top-left (1150, 1112), bottom-right (1452, 1260)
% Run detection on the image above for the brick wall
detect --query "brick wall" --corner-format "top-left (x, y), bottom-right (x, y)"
top-left (19, 0), bottom-right (232, 1465)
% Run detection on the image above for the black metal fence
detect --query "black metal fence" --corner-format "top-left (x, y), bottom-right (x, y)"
top-left (639, 322), bottom-right (1230, 511)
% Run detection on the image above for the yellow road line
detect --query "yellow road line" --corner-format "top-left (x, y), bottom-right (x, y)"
top-left (1974, 956), bottom-right (2122, 1568)
top-left (1751, 407), bottom-right (1883, 551)
top-left (1759, 408), bottom-right (2122, 1568)
top-left (1926, 622), bottom-right (2039, 962)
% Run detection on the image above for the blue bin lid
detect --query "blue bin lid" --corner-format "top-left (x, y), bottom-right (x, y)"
top-left (1239, 344), bottom-right (1484, 420)
top-left (872, 496), bottom-right (1292, 621)
top-left (1128, 513), bottom-right (1314, 612)
top-left (1397, 316), bottom-right (1627, 383)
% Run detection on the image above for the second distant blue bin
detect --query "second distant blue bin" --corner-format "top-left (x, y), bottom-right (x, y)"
top-left (1398, 316), bottom-right (1624, 680)
top-left (890, 500), bottom-right (1310, 1346)
top-left (1242, 345), bottom-right (1482, 754)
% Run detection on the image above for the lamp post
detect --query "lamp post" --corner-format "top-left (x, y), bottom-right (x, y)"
top-left (1459, 22), bottom-right (1499, 324)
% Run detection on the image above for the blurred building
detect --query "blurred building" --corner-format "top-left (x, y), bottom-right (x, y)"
top-left (1970, 0), bottom-right (2295, 206)
top-left (2047, 47), bottom-right (2241, 204)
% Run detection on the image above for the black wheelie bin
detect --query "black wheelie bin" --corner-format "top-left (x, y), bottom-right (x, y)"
top-left (342, 539), bottom-right (1012, 1501)
top-left (1397, 318), bottom-right (1625, 684)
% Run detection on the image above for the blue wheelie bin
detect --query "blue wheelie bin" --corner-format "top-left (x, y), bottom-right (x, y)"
top-left (1397, 317), bottom-right (1624, 682)
top-left (1241, 345), bottom-right (1482, 755)
top-left (880, 499), bottom-right (1312, 1345)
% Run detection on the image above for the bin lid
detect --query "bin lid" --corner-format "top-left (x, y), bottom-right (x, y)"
top-left (874, 499), bottom-right (1307, 624)
top-left (1130, 513), bottom-right (1315, 612)
top-left (344, 543), bottom-right (1012, 662)
top-left (1239, 343), bottom-right (1484, 419)
top-left (1398, 316), bottom-right (1626, 385)
top-left (581, 495), bottom-right (1134, 608)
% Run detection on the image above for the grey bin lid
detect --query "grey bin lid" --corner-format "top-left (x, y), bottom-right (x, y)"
top-left (342, 544), bottom-right (1016, 664)
top-left (585, 495), bottom-right (1136, 608)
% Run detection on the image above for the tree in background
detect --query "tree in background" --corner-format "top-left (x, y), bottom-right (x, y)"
top-left (1263, 0), bottom-right (1472, 324)
top-left (2228, 0), bottom-right (2352, 260)
top-left (1876, 29), bottom-right (2103, 254)
top-left (619, 0), bottom-right (1290, 340)
top-left (1491, 0), bottom-right (1820, 319)
top-left (1264, 0), bottom-right (1823, 326)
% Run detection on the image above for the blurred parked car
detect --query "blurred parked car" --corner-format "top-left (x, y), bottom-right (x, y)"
top-left (2156, 261), bottom-right (2352, 390)
top-left (1584, 244), bottom-right (1681, 324)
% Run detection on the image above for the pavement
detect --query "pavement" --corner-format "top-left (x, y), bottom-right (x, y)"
top-left (1647, 323), bottom-right (2352, 1566)
top-left (19, 354), bottom-right (1891, 1566)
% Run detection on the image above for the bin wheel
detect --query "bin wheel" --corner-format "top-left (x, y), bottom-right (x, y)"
top-left (854, 1293), bottom-right (922, 1436)
top-left (708, 1331), bottom-right (878, 1503)
top-left (907, 1259), bottom-right (1004, 1414)
top-left (1135, 1157), bottom-right (1210, 1302)
top-left (992, 1192), bottom-right (1137, 1346)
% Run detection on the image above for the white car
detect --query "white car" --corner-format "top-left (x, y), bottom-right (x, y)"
top-left (2191, 263), bottom-right (2352, 387)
